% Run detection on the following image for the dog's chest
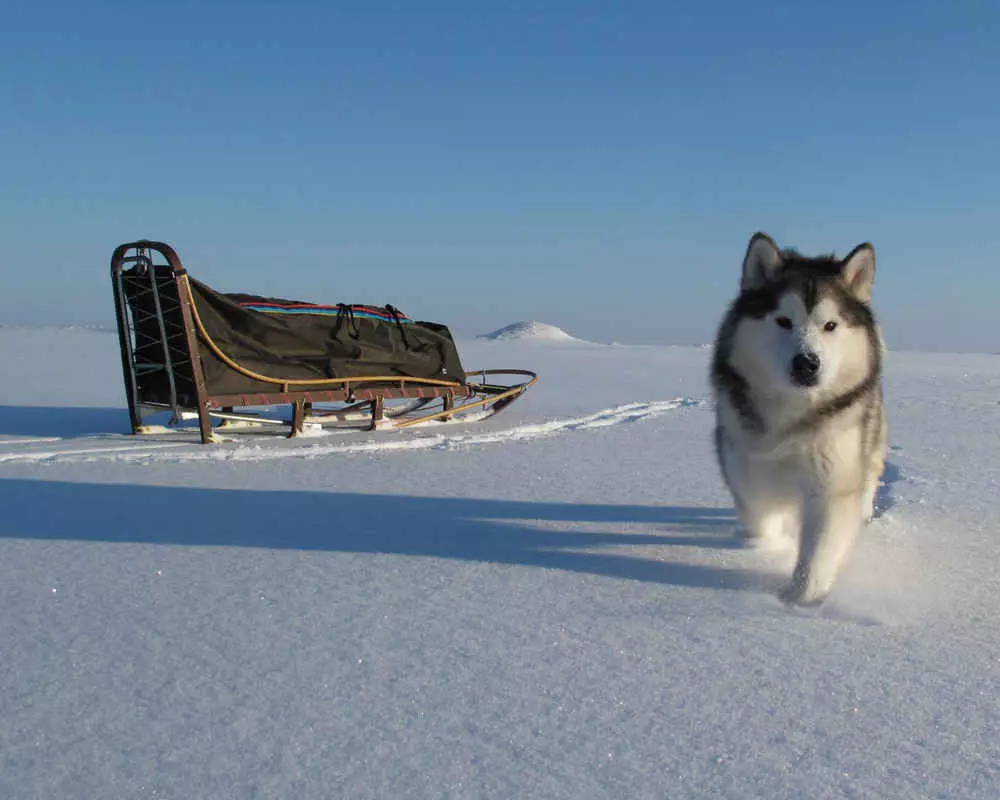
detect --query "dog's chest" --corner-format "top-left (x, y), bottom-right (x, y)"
top-left (722, 398), bottom-right (863, 476)
top-left (748, 424), bottom-right (865, 493)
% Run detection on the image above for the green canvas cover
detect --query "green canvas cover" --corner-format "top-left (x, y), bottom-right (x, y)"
top-left (122, 266), bottom-right (466, 405)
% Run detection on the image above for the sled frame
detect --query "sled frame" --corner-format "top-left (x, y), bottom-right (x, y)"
top-left (111, 241), bottom-right (536, 443)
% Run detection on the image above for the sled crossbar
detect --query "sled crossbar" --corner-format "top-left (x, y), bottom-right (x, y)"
top-left (111, 240), bottom-right (536, 443)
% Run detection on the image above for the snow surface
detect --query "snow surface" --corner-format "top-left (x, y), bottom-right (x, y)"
top-left (0, 326), bottom-right (998, 799)
top-left (477, 320), bottom-right (585, 343)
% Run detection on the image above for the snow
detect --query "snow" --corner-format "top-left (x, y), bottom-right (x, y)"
top-left (0, 326), bottom-right (998, 799)
top-left (478, 320), bottom-right (586, 343)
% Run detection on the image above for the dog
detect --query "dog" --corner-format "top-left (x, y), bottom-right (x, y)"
top-left (711, 232), bottom-right (886, 605)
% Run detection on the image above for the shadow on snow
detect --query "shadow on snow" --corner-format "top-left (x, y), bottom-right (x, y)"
top-left (0, 406), bottom-right (129, 438)
top-left (0, 478), bottom-right (761, 593)
top-left (873, 460), bottom-right (903, 518)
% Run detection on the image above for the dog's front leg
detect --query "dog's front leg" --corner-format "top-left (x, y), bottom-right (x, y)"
top-left (782, 491), bottom-right (862, 605)
top-left (861, 478), bottom-right (879, 523)
top-left (736, 496), bottom-right (794, 548)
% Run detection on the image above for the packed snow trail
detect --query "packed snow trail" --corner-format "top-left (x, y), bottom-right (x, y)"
top-left (0, 399), bottom-right (700, 465)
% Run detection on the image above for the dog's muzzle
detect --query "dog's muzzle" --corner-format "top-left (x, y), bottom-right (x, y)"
top-left (790, 351), bottom-right (821, 387)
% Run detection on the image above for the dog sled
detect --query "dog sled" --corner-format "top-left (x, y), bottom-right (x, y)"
top-left (111, 241), bottom-right (537, 443)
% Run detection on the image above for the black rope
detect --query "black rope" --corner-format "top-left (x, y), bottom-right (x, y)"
top-left (385, 304), bottom-right (411, 348)
top-left (335, 303), bottom-right (362, 339)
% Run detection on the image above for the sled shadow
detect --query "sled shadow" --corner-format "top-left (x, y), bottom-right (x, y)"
top-left (0, 405), bottom-right (130, 439)
top-left (0, 478), bottom-right (758, 593)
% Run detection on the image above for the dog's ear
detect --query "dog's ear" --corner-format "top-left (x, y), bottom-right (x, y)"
top-left (841, 243), bottom-right (875, 302)
top-left (741, 232), bottom-right (783, 291)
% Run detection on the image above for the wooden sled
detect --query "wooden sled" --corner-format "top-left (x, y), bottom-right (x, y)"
top-left (111, 241), bottom-right (537, 443)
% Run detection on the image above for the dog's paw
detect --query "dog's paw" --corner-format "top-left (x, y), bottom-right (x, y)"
top-left (779, 581), bottom-right (827, 607)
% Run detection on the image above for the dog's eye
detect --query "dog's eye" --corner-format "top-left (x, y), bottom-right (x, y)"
top-left (775, 316), bottom-right (792, 329)
top-left (824, 321), bottom-right (838, 332)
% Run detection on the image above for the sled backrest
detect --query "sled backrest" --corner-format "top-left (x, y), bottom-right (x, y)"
top-left (111, 241), bottom-right (206, 428)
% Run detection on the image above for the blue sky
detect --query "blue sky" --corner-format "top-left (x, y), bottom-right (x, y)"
top-left (2, 1), bottom-right (998, 350)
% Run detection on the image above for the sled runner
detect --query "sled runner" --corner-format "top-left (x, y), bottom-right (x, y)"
top-left (111, 241), bottom-right (537, 443)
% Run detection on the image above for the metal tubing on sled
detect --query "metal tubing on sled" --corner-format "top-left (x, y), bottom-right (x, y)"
top-left (111, 240), bottom-right (537, 443)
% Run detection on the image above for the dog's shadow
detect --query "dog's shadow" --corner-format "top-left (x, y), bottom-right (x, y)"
top-left (0, 457), bottom-right (904, 596)
top-left (0, 478), bottom-right (764, 593)
top-left (873, 460), bottom-right (903, 518)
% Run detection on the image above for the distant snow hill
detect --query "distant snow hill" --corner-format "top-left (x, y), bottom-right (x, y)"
top-left (477, 321), bottom-right (586, 343)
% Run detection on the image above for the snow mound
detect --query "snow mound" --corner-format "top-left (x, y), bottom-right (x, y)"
top-left (478, 321), bottom-right (582, 343)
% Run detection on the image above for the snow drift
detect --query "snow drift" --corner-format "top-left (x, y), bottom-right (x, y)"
top-left (477, 320), bottom-right (585, 343)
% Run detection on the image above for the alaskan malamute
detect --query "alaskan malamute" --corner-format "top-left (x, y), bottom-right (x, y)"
top-left (711, 233), bottom-right (886, 605)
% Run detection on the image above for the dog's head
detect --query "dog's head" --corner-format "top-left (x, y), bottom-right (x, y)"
top-left (723, 232), bottom-right (879, 397)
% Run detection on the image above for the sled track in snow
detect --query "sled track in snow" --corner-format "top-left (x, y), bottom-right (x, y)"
top-left (0, 399), bottom-right (701, 465)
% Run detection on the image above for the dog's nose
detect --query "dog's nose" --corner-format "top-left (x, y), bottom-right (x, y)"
top-left (791, 351), bottom-right (821, 386)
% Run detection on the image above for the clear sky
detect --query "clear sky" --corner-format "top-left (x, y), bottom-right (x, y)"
top-left (2, 1), bottom-right (998, 350)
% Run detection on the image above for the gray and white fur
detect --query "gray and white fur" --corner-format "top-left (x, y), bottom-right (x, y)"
top-left (711, 232), bottom-right (887, 605)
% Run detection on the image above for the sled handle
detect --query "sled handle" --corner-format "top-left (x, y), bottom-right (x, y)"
top-left (110, 240), bottom-right (186, 278)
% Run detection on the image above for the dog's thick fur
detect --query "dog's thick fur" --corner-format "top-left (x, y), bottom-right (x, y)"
top-left (711, 233), bottom-right (887, 605)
